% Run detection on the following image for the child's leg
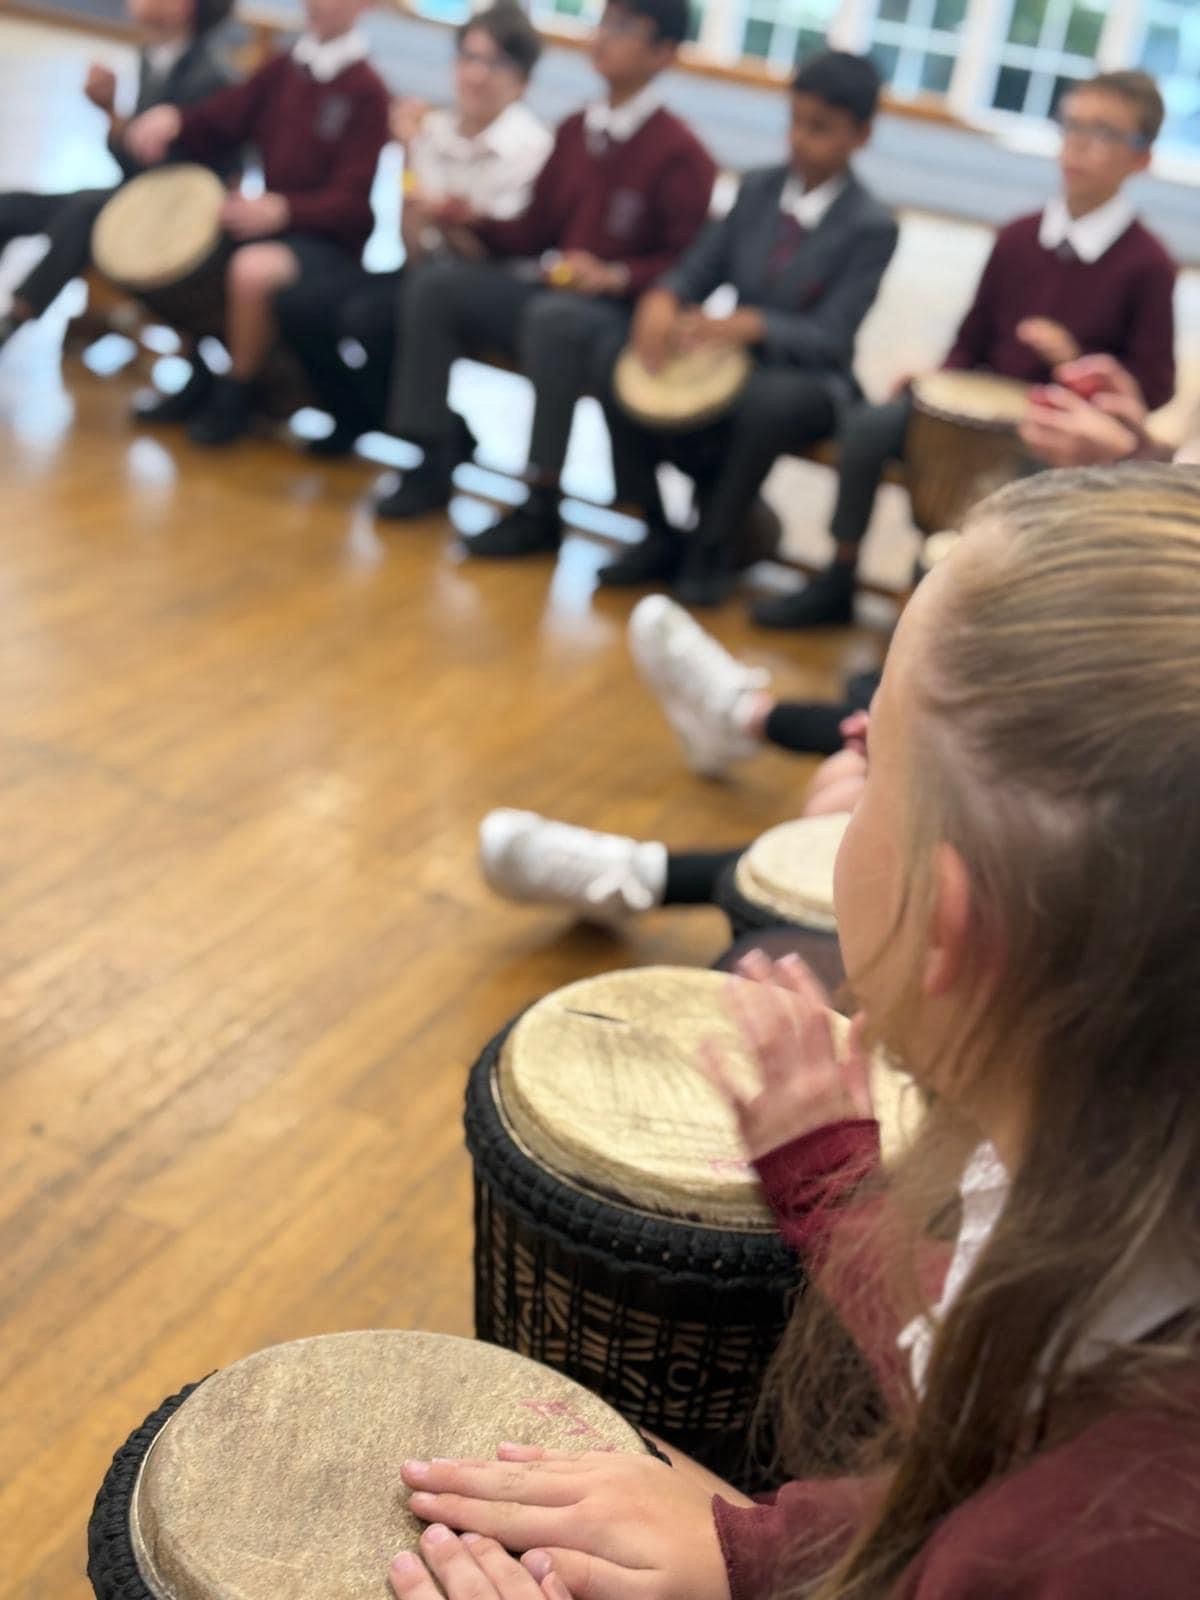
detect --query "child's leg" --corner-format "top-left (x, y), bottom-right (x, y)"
top-left (10, 188), bottom-right (112, 323)
top-left (224, 241), bottom-right (301, 383)
top-left (464, 290), bottom-right (631, 558)
top-left (752, 395), bottom-right (912, 630)
top-left (0, 191), bottom-right (91, 340)
top-left (681, 368), bottom-right (839, 607)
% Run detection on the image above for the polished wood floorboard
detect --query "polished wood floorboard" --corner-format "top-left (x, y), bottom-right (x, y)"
top-left (0, 342), bottom-right (888, 1597)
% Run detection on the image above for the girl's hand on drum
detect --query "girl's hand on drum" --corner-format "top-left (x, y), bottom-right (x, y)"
top-left (702, 951), bottom-right (873, 1159)
top-left (401, 1452), bottom-right (734, 1600)
top-left (1016, 316), bottom-right (1081, 368)
top-left (125, 103), bottom-right (181, 166)
top-left (390, 1526), bottom-right (572, 1600)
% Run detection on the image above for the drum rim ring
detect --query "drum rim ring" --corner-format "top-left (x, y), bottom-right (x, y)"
top-left (87, 1380), bottom-right (209, 1600)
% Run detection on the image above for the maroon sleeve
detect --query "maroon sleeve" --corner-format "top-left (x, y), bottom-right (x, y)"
top-left (283, 75), bottom-right (390, 246)
top-left (175, 56), bottom-right (279, 163)
top-left (713, 1476), bottom-right (884, 1600)
top-left (756, 1123), bottom-right (948, 1412)
top-left (619, 140), bottom-right (716, 296)
top-left (1117, 247), bottom-right (1177, 413)
top-left (942, 230), bottom-right (1005, 371)
top-left (475, 122), bottom-right (572, 260)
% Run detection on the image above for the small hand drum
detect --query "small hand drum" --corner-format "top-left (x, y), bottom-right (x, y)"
top-left (906, 370), bottom-right (1032, 536)
top-left (613, 343), bottom-right (753, 432)
top-left (88, 1330), bottom-right (647, 1600)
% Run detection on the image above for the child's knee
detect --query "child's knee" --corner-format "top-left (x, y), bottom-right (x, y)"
top-left (227, 244), bottom-right (298, 299)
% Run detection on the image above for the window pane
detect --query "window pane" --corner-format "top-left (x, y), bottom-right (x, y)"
top-left (1143, 23), bottom-right (1183, 76)
top-left (871, 42), bottom-right (902, 81)
top-left (1050, 72), bottom-right (1085, 113)
top-left (919, 51), bottom-right (955, 92)
top-left (1007, 0), bottom-right (1049, 48)
top-left (742, 16), bottom-right (775, 58)
top-left (1063, 3), bottom-right (1104, 58)
top-left (796, 27), bottom-right (829, 60)
top-left (993, 64), bottom-right (1032, 111)
top-left (932, 0), bottom-right (969, 28)
top-left (877, 0), bottom-right (909, 20)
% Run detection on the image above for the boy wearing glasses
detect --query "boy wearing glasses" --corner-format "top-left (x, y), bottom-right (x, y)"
top-left (277, 4), bottom-right (552, 455)
top-left (757, 68), bottom-right (1176, 631)
top-left (376, 0), bottom-right (715, 528)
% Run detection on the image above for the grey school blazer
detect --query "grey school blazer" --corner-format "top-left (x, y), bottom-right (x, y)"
top-left (659, 164), bottom-right (898, 407)
top-left (113, 38), bottom-right (234, 179)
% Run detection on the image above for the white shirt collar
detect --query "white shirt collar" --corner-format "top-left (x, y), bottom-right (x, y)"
top-left (898, 1141), bottom-right (1200, 1396)
top-left (292, 28), bottom-right (370, 84)
top-left (584, 83), bottom-right (661, 145)
top-left (144, 39), bottom-right (187, 78)
top-left (1039, 192), bottom-right (1135, 264)
top-left (435, 101), bottom-right (543, 161)
top-left (779, 173), bottom-right (847, 231)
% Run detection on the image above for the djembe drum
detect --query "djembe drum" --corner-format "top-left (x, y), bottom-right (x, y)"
top-left (715, 813), bottom-right (849, 993)
top-left (613, 344), bottom-right (752, 432)
top-left (465, 965), bottom-right (917, 1486)
top-left (87, 1330), bottom-right (647, 1600)
top-left (906, 371), bottom-right (1032, 536)
top-left (92, 164), bottom-right (229, 337)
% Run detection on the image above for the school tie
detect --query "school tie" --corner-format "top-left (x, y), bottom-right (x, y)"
top-left (767, 212), bottom-right (807, 280)
top-left (1055, 239), bottom-right (1079, 264)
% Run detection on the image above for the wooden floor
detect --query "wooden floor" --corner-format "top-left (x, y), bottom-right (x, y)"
top-left (0, 329), bottom-right (887, 1597)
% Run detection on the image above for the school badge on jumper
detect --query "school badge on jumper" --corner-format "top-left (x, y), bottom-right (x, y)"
top-left (316, 94), bottom-right (352, 141)
top-left (606, 188), bottom-right (645, 240)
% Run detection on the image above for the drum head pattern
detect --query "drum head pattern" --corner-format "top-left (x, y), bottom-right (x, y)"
top-left (613, 344), bottom-right (752, 431)
top-left (120, 1331), bottom-right (643, 1600)
top-left (734, 812), bottom-right (848, 933)
top-left (92, 165), bottom-right (225, 291)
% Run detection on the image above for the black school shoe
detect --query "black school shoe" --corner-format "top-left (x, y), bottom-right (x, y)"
top-left (672, 545), bottom-right (737, 609)
top-left (464, 488), bottom-right (562, 559)
top-left (597, 524), bottom-right (685, 587)
top-left (751, 563), bottom-right (855, 630)
top-left (375, 414), bottom-right (476, 521)
top-left (187, 376), bottom-right (253, 448)
top-left (132, 359), bottom-right (213, 425)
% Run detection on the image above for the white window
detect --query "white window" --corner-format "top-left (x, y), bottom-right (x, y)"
top-left (1138, 0), bottom-right (1200, 151)
top-left (987, 0), bottom-right (1108, 119)
top-left (867, 0), bottom-right (971, 96)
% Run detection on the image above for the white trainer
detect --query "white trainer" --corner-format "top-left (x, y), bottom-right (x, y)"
top-left (479, 809), bottom-right (668, 925)
top-left (628, 594), bottom-right (769, 778)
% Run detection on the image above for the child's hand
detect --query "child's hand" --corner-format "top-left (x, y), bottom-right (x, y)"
top-left (802, 746), bottom-right (868, 818)
top-left (1020, 386), bottom-right (1141, 468)
top-left (400, 1449), bottom-right (733, 1600)
top-left (390, 97), bottom-right (430, 150)
top-left (631, 289), bottom-right (680, 374)
top-left (1016, 317), bottom-right (1081, 368)
top-left (85, 62), bottom-right (117, 113)
top-left (390, 1526), bottom-right (572, 1600)
top-left (125, 103), bottom-right (182, 166)
top-left (221, 191), bottom-right (289, 239)
top-left (702, 951), bottom-right (873, 1160)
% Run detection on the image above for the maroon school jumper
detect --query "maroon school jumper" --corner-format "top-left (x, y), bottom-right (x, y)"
top-left (713, 1123), bottom-right (1200, 1599)
top-left (942, 211), bottom-right (1177, 410)
top-left (473, 108), bottom-right (716, 296)
top-left (173, 52), bottom-right (389, 257)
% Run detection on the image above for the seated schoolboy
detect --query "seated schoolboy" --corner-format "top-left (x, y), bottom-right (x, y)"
top-left (0, 0), bottom-right (233, 354)
top-left (375, 0), bottom-right (715, 534)
top-left (597, 49), bottom-right (897, 607)
top-left (275, 4), bottom-right (552, 456)
top-left (123, 0), bottom-right (389, 446)
top-left (759, 67), bottom-right (1178, 630)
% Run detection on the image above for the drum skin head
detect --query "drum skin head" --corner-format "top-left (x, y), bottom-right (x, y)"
top-left (129, 1331), bottom-right (644, 1600)
top-left (92, 165), bottom-right (225, 291)
top-left (499, 967), bottom-right (920, 1221)
top-left (911, 370), bottom-right (1031, 427)
top-left (735, 813), bottom-right (847, 934)
top-left (613, 344), bottom-right (752, 431)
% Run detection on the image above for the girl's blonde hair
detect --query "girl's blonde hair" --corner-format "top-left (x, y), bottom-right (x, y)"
top-left (772, 465), bottom-right (1200, 1598)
